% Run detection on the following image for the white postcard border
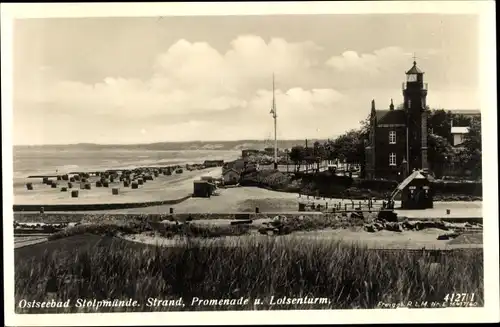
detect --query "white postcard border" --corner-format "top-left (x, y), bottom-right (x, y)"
top-left (2, 1), bottom-right (498, 325)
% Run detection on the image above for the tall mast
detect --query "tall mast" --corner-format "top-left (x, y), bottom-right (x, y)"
top-left (272, 73), bottom-right (278, 169)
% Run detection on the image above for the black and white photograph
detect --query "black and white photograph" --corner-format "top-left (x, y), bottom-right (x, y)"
top-left (2, 2), bottom-right (499, 325)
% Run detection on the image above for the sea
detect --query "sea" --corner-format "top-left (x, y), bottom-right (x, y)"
top-left (13, 147), bottom-right (240, 185)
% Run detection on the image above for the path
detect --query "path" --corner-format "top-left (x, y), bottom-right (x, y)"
top-left (14, 236), bottom-right (49, 249)
top-left (395, 201), bottom-right (482, 219)
top-left (85, 186), bottom-right (299, 214)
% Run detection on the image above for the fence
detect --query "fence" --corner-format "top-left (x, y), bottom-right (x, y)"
top-left (297, 193), bottom-right (389, 213)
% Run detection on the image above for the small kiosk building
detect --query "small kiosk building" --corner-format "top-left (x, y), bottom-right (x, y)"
top-left (391, 170), bottom-right (433, 209)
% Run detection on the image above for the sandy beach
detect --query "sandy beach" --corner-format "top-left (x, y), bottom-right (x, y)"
top-left (14, 167), bottom-right (223, 205)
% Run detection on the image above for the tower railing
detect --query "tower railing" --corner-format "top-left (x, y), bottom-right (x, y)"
top-left (402, 82), bottom-right (428, 90)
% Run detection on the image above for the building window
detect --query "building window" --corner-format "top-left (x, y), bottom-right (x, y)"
top-left (389, 131), bottom-right (396, 144)
top-left (408, 99), bottom-right (412, 108)
top-left (389, 153), bottom-right (397, 166)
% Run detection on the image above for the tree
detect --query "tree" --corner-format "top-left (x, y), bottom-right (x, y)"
top-left (324, 139), bottom-right (337, 162)
top-left (289, 145), bottom-right (305, 172)
top-left (313, 141), bottom-right (327, 172)
top-left (427, 133), bottom-right (454, 178)
top-left (359, 114), bottom-right (371, 136)
top-left (439, 117), bottom-right (482, 179)
top-left (427, 109), bottom-right (454, 142)
top-left (463, 117), bottom-right (482, 150)
top-left (303, 146), bottom-right (315, 172)
top-left (332, 129), bottom-right (365, 164)
top-left (462, 117), bottom-right (482, 179)
top-left (453, 114), bottom-right (472, 127)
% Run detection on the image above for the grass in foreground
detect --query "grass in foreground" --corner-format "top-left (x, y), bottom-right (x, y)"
top-left (15, 234), bottom-right (483, 313)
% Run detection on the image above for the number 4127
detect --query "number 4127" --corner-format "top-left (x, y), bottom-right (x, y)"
top-left (444, 293), bottom-right (475, 302)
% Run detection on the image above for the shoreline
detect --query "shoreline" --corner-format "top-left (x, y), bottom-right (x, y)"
top-left (13, 150), bottom-right (241, 183)
top-left (13, 166), bottom-right (224, 208)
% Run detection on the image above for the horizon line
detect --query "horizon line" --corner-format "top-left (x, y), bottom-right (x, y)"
top-left (13, 137), bottom-right (338, 147)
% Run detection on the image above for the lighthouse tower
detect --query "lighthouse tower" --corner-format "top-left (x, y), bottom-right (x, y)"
top-left (402, 60), bottom-right (429, 172)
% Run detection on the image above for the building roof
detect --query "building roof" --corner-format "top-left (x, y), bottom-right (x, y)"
top-left (396, 170), bottom-right (428, 191)
top-left (223, 168), bottom-right (241, 175)
top-left (406, 61), bottom-right (424, 74)
top-left (451, 126), bottom-right (470, 134)
top-left (448, 109), bottom-right (481, 116)
top-left (388, 170), bottom-right (429, 201)
top-left (375, 109), bottom-right (406, 125)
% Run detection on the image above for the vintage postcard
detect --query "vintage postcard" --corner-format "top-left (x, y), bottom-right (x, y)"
top-left (2, 1), bottom-right (499, 326)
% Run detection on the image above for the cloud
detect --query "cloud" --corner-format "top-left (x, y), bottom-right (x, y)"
top-left (13, 36), bottom-right (467, 145)
top-left (326, 46), bottom-right (412, 73)
top-left (324, 46), bottom-right (444, 90)
top-left (16, 35), bottom-right (326, 118)
top-left (14, 35), bottom-right (345, 143)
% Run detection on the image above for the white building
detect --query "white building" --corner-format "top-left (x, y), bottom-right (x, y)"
top-left (451, 126), bottom-right (470, 146)
top-left (448, 109), bottom-right (480, 146)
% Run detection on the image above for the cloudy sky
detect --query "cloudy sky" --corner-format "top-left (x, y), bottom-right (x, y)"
top-left (13, 14), bottom-right (480, 145)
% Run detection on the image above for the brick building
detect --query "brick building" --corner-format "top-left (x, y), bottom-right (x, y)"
top-left (365, 60), bottom-right (429, 180)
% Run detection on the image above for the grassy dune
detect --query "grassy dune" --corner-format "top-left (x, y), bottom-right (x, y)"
top-left (15, 234), bottom-right (483, 313)
top-left (43, 212), bottom-right (369, 241)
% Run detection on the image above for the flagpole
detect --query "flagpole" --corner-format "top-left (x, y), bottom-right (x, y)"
top-left (273, 73), bottom-right (278, 170)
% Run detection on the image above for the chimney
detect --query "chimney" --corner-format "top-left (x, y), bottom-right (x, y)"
top-left (389, 98), bottom-right (394, 111)
top-left (371, 99), bottom-right (376, 111)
